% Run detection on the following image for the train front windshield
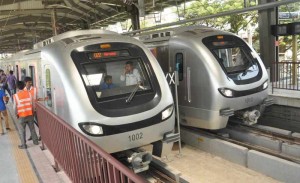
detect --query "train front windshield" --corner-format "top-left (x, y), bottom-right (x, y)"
top-left (82, 59), bottom-right (152, 99)
top-left (203, 35), bottom-right (262, 84)
top-left (72, 42), bottom-right (161, 117)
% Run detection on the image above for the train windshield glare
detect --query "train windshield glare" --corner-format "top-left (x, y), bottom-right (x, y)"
top-left (213, 47), bottom-right (259, 80)
top-left (203, 35), bottom-right (260, 81)
top-left (82, 59), bottom-right (152, 99)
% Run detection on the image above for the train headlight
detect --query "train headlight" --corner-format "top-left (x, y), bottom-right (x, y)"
top-left (263, 81), bottom-right (268, 90)
top-left (162, 105), bottom-right (174, 120)
top-left (219, 88), bottom-right (233, 97)
top-left (79, 123), bottom-right (104, 136)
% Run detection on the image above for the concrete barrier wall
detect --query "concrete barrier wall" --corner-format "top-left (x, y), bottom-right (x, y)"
top-left (222, 129), bottom-right (282, 151)
top-left (248, 150), bottom-right (300, 183)
top-left (210, 139), bottom-right (248, 166)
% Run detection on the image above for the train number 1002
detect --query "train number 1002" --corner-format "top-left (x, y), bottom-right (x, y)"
top-left (128, 132), bottom-right (143, 142)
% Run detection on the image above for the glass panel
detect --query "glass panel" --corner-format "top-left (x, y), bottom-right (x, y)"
top-left (45, 69), bottom-right (52, 107)
top-left (176, 53), bottom-right (184, 81)
top-left (20, 68), bottom-right (26, 81)
top-left (213, 47), bottom-right (259, 80)
top-left (82, 59), bottom-right (151, 99)
top-left (16, 65), bottom-right (19, 81)
top-left (29, 66), bottom-right (35, 86)
top-left (203, 35), bottom-right (262, 82)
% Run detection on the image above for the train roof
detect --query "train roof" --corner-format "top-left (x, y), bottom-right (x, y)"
top-left (33, 29), bottom-right (119, 49)
top-left (137, 26), bottom-right (235, 42)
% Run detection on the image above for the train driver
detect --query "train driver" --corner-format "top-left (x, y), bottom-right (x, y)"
top-left (120, 61), bottom-right (141, 86)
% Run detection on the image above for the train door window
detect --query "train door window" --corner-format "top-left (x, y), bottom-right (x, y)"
top-left (45, 68), bottom-right (52, 107)
top-left (16, 65), bottom-right (19, 81)
top-left (175, 53), bottom-right (184, 81)
top-left (29, 66), bottom-right (36, 86)
top-left (21, 69), bottom-right (26, 81)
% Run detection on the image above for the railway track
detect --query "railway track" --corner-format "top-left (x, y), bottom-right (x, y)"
top-left (228, 119), bottom-right (300, 145)
top-left (139, 157), bottom-right (185, 183)
top-left (144, 166), bottom-right (178, 183)
top-left (182, 125), bottom-right (300, 164)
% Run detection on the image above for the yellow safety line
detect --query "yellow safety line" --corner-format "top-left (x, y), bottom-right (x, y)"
top-left (6, 112), bottom-right (39, 183)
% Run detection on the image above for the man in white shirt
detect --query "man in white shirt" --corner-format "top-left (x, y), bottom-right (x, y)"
top-left (120, 61), bottom-right (141, 86)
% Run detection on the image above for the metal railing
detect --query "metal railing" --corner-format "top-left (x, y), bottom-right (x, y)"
top-left (36, 102), bottom-right (146, 183)
top-left (271, 61), bottom-right (300, 91)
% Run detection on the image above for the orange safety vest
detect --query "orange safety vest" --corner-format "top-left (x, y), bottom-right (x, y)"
top-left (23, 86), bottom-right (37, 101)
top-left (13, 90), bottom-right (33, 117)
top-left (24, 86), bottom-right (37, 108)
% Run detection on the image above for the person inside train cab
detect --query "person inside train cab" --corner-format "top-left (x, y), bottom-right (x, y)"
top-left (120, 61), bottom-right (141, 86)
top-left (13, 81), bottom-right (39, 149)
top-left (100, 75), bottom-right (116, 90)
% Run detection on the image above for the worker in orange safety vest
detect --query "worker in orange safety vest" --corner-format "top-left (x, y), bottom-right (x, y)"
top-left (23, 76), bottom-right (44, 141)
top-left (13, 81), bottom-right (39, 149)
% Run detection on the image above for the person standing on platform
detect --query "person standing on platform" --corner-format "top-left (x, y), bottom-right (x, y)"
top-left (23, 77), bottom-right (43, 141)
top-left (6, 70), bottom-right (17, 101)
top-left (13, 81), bottom-right (39, 149)
top-left (0, 70), bottom-right (10, 96)
top-left (0, 84), bottom-right (10, 135)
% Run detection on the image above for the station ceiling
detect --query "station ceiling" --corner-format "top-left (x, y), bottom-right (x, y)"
top-left (0, 0), bottom-right (186, 53)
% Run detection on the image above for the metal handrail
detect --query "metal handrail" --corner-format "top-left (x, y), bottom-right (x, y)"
top-left (271, 61), bottom-right (300, 91)
top-left (36, 102), bottom-right (146, 183)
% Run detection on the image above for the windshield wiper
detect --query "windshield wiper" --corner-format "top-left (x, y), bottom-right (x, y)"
top-left (126, 84), bottom-right (140, 103)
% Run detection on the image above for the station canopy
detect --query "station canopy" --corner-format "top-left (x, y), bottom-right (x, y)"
top-left (0, 0), bottom-right (186, 53)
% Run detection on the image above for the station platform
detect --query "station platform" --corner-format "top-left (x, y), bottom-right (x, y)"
top-left (1, 102), bottom-right (282, 183)
top-left (0, 102), bottom-right (70, 183)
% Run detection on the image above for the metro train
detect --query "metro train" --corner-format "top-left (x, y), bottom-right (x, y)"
top-left (137, 26), bottom-right (273, 130)
top-left (0, 30), bottom-right (176, 173)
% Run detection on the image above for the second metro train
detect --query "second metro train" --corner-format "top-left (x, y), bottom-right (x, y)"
top-left (137, 26), bottom-right (273, 130)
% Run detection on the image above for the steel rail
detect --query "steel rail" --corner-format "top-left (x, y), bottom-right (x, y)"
top-left (228, 119), bottom-right (300, 145)
top-left (147, 166), bottom-right (178, 183)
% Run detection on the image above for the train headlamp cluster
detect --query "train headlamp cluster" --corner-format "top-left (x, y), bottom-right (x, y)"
top-left (219, 80), bottom-right (268, 98)
top-left (263, 81), bottom-right (268, 90)
top-left (79, 123), bottom-right (104, 136)
top-left (219, 88), bottom-right (233, 97)
top-left (162, 105), bottom-right (174, 120)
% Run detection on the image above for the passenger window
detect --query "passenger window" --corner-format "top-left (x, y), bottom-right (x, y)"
top-left (29, 66), bottom-right (35, 86)
top-left (45, 69), bottom-right (52, 107)
top-left (175, 53), bottom-right (184, 81)
top-left (21, 68), bottom-right (26, 81)
top-left (16, 65), bottom-right (19, 81)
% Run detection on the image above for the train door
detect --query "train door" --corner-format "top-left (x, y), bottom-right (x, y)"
top-left (43, 65), bottom-right (53, 109)
top-left (15, 65), bottom-right (19, 81)
top-left (29, 66), bottom-right (36, 86)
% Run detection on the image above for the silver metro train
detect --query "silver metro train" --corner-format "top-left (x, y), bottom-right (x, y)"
top-left (137, 26), bottom-right (273, 129)
top-left (0, 30), bottom-right (175, 173)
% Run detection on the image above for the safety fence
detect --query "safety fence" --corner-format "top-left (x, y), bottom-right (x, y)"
top-left (36, 102), bottom-right (146, 183)
top-left (271, 61), bottom-right (300, 91)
